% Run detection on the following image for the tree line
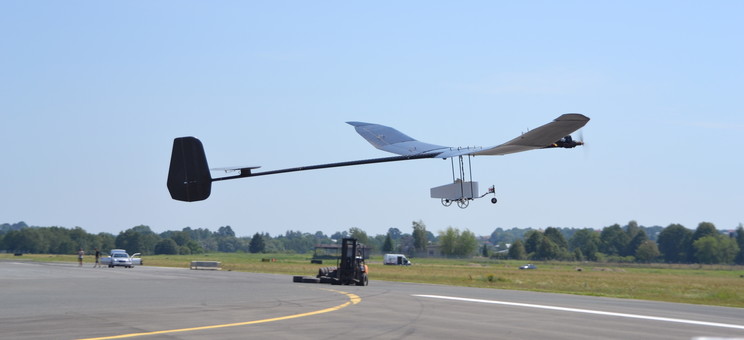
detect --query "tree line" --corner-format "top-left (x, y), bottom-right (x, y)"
top-left (502, 221), bottom-right (743, 265)
top-left (2, 220), bottom-right (743, 265)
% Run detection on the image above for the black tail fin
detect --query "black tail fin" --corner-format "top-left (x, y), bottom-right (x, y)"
top-left (167, 137), bottom-right (212, 202)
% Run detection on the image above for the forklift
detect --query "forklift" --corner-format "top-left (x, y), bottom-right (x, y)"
top-left (294, 238), bottom-right (369, 286)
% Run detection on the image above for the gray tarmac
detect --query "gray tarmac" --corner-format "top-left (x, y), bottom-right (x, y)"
top-left (1, 260), bottom-right (742, 340)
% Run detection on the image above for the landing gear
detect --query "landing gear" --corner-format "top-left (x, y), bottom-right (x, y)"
top-left (484, 185), bottom-right (497, 204)
top-left (432, 156), bottom-right (498, 208)
top-left (457, 199), bottom-right (470, 209)
top-left (441, 197), bottom-right (473, 209)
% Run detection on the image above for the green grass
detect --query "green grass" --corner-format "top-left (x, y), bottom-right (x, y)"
top-left (5, 253), bottom-right (743, 308)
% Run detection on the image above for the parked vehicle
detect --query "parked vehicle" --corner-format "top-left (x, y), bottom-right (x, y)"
top-left (100, 249), bottom-right (142, 268)
top-left (383, 253), bottom-right (411, 266)
top-left (293, 238), bottom-right (369, 286)
top-left (519, 264), bottom-right (537, 270)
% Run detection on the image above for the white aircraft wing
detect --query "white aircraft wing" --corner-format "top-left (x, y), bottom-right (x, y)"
top-left (347, 121), bottom-right (449, 156)
top-left (349, 113), bottom-right (589, 159)
top-left (471, 113), bottom-right (590, 156)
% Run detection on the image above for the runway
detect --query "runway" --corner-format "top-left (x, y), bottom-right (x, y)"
top-left (1, 260), bottom-right (742, 339)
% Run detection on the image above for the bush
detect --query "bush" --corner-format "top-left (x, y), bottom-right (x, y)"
top-left (154, 239), bottom-right (178, 255)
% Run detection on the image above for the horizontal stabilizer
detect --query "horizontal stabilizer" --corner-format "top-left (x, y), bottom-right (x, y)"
top-left (211, 166), bottom-right (261, 175)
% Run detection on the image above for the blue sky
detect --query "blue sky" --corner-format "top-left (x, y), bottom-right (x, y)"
top-left (2, 1), bottom-right (742, 238)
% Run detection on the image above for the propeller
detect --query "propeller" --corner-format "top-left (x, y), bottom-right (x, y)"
top-left (576, 129), bottom-right (589, 158)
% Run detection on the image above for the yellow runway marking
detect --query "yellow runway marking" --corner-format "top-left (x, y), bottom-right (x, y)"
top-left (78, 289), bottom-right (360, 340)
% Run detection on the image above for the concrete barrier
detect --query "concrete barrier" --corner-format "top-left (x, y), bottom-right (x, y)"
top-left (190, 261), bottom-right (221, 270)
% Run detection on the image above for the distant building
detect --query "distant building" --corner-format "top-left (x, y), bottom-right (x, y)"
top-left (312, 243), bottom-right (371, 260)
top-left (414, 245), bottom-right (443, 258)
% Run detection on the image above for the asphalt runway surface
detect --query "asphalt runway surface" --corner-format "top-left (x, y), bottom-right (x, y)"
top-left (1, 260), bottom-right (743, 340)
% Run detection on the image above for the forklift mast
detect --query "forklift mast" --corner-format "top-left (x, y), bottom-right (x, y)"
top-left (338, 238), bottom-right (359, 284)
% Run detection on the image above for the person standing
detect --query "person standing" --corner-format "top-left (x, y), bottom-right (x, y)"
top-left (77, 248), bottom-right (84, 267)
top-left (93, 248), bottom-right (101, 268)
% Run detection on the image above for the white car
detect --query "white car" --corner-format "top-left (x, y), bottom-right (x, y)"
top-left (100, 250), bottom-right (142, 268)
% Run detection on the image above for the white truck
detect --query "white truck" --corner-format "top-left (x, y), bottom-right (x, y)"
top-left (100, 249), bottom-right (142, 268)
top-left (383, 254), bottom-right (411, 266)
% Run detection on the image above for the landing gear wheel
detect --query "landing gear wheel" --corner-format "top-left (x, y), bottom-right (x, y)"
top-left (491, 197), bottom-right (498, 204)
top-left (457, 199), bottom-right (469, 209)
top-left (441, 198), bottom-right (452, 207)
